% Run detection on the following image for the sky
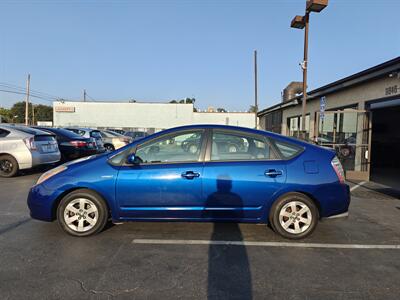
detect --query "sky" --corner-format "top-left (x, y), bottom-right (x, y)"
top-left (0, 0), bottom-right (399, 111)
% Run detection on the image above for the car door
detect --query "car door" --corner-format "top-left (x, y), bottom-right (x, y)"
top-left (202, 129), bottom-right (287, 221)
top-left (116, 129), bottom-right (207, 219)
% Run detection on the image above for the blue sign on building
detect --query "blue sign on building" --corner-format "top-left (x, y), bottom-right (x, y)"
top-left (320, 96), bottom-right (326, 120)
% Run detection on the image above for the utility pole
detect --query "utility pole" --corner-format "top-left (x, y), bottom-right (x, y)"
top-left (254, 50), bottom-right (258, 129)
top-left (25, 74), bottom-right (31, 126)
top-left (32, 104), bottom-right (35, 126)
top-left (83, 89), bottom-right (87, 102)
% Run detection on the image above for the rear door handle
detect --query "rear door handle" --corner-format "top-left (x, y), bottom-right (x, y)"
top-left (265, 169), bottom-right (283, 177)
top-left (181, 171), bottom-right (200, 179)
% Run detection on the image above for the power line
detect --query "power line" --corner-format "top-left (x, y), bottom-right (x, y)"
top-left (0, 82), bottom-right (73, 102)
top-left (0, 89), bottom-right (55, 103)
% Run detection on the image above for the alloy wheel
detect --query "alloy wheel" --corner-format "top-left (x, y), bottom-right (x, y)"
top-left (63, 198), bottom-right (99, 232)
top-left (278, 201), bottom-right (312, 234)
top-left (0, 159), bottom-right (13, 174)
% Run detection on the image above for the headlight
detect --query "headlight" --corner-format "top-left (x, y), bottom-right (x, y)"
top-left (36, 165), bottom-right (67, 185)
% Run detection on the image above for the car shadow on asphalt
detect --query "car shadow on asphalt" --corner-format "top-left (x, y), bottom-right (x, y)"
top-left (205, 176), bottom-right (252, 300)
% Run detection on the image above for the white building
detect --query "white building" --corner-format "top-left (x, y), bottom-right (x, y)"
top-left (53, 101), bottom-right (255, 132)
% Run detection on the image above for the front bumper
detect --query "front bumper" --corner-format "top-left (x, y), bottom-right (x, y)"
top-left (27, 184), bottom-right (61, 222)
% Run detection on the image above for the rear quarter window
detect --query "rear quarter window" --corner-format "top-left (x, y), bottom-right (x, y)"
top-left (271, 139), bottom-right (303, 159)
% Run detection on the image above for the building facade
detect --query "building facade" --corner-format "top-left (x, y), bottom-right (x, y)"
top-left (258, 57), bottom-right (400, 186)
top-left (53, 101), bottom-right (255, 133)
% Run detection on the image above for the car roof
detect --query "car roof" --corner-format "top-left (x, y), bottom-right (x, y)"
top-left (35, 127), bottom-right (84, 138)
top-left (1, 125), bottom-right (53, 136)
top-left (65, 127), bottom-right (100, 132)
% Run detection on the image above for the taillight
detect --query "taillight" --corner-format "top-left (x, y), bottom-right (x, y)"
top-left (69, 141), bottom-right (88, 147)
top-left (23, 137), bottom-right (37, 151)
top-left (331, 156), bottom-right (345, 183)
top-left (120, 137), bottom-right (131, 144)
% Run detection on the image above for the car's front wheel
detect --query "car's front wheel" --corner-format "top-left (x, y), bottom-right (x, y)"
top-left (57, 189), bottom-right (109, 237)
top-left (270, 193), bottom-right (318, 239)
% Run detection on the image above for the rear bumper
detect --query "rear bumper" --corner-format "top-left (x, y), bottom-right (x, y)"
top-left (315, 183), bottom-right (351, 218)
top-left (31, 151), bottom-right (61, 167)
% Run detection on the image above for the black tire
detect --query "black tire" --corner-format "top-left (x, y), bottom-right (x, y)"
top-left (57, 189), bottom-right (109, 237)
top-left (105, 144), bottom-right (115, 152)
top-left (0, 154), bottom-right (19, 178)
top-left (269, 192), bottom-right (319, 240)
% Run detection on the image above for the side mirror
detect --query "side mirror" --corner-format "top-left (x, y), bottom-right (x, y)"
top-left (126, 153), bottom-right (139, 165)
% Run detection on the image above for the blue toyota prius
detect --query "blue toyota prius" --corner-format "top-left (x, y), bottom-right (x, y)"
top-left (28, 125), bottom-right (350, 239)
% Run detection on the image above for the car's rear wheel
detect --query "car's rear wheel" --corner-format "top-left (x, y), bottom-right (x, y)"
top-left (270, 193), bottom-right (318, 239)
top-left (0, 154), bottom-right (19, 178)
top-left (57, 189), bottom-right (108, 237)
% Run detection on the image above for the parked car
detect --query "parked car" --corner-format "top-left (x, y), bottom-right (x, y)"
top-left (124, 131), bottom-right (148, 141)
top-left (98, 130), bottom-right (132, 151)
top-left (34, 127), bottom-right (99, 161)
top-left (107, 129), bottom-right (126, 135)
top-left (28, 125), bottom-right (350, 239)
top-left (0, 125), bottom-right (60, 177)
top-left (64, 128), bottom-right (105, 153)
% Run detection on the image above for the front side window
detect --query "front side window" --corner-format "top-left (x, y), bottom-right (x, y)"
top-left (211, 130), bottom-right (277, 161)
top-left (135, 130), bottom-right (204, 164)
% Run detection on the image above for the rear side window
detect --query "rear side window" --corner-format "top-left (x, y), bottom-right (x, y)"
top-left (211, 130), bottom-right (278, 161)
top-left (0, 129), bottom-right (10, 137)
top-left (272, 139), bottom-right (303, 159)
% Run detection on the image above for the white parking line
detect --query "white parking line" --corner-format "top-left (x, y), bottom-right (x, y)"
top-left (350, 181), bottom-right (367, 192)
top-left (132, 239), bottom-right (400, 249)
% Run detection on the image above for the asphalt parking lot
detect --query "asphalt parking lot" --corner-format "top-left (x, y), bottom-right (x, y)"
top-left (1, 172), bottom-right (400, 299)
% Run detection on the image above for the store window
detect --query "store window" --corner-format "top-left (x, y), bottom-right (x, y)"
top-left (287, 114), bottom-right (310, 140)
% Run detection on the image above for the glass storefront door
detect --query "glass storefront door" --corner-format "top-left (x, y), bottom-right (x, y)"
top-left (316, 110), bottom-right (371, 181)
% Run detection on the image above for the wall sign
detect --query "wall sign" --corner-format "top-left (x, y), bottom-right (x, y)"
top-left (54, 106), bottom-right (75, 113)
top-left (385, 85), bottom-right (398, 96)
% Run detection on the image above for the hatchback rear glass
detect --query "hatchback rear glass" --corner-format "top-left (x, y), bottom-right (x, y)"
top-left (34, 135), bottom-right (56, 142)
top-left (90, 131), bottom-right (102, 138)
top-left (13, 126), bottom-right (43, 135)
top-left (39, 127), bottom-right (82, 139)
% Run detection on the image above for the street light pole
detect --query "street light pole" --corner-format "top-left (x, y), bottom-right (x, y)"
top-left (301, 12), bottom-right (310, 138)
top-left (254, 50), bottom-right (258, 129)
top-left (291, 0), bottom-right (328, 140)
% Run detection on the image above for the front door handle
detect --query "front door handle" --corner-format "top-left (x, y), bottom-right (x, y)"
top-left (181, 171), bottom-right (200, 179)
top-left (265, 169), bottom-right (283, 177)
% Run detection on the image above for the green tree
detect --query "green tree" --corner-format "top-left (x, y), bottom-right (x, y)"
top-left (0, 107), bottom-right (11, 122)
top-left (8, 101), bottom-right (53, 124)
top-left (248, 105), bottom-right (257, 113)
top-left (217, 108), bottom-right (227, 113)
